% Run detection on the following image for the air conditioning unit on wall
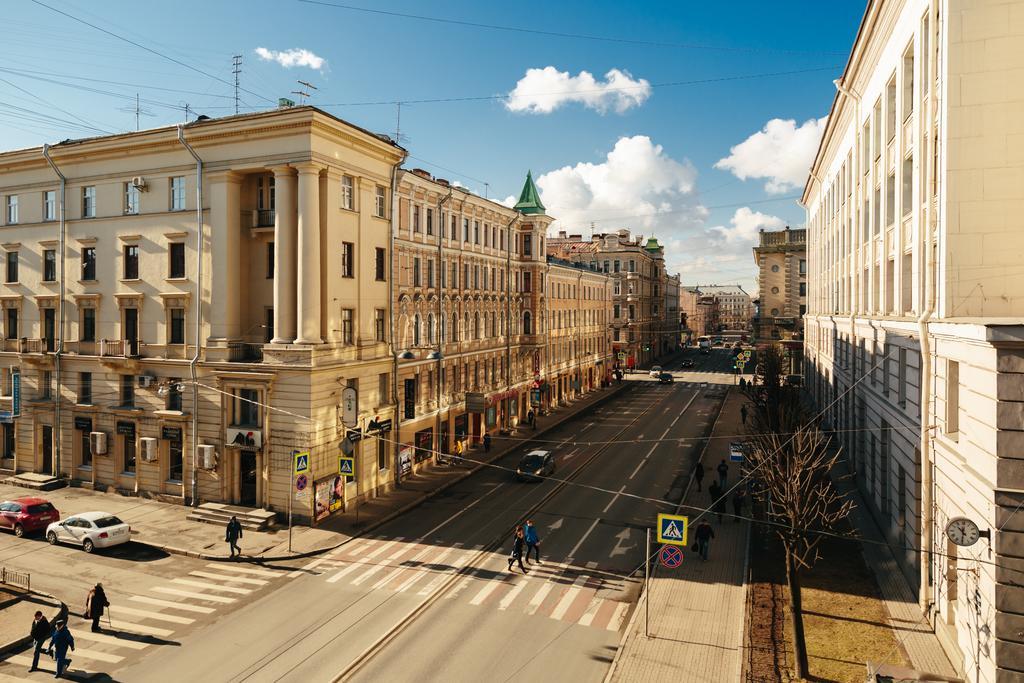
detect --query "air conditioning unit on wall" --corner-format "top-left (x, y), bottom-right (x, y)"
top-left (89, 432), bottom-right (107, 455)
top-left (140, 437), bottom-right (158, 462)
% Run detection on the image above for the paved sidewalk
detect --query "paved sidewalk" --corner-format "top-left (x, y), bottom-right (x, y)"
top-left (831, 457), bottom-right (959, 678)
top-left (0, 381), bottom-right (629, 562)
top-left (608, 388), bottom-right (749, 683)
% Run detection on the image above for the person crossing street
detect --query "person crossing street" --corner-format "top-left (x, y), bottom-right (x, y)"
top-left (507, 527), bottom-right (527, 573)
top-left (48, 620), bottom-right (75, 679)
top-left (523, 520), bottom-right (541, 563)
top-left (225, 516), bottom-right (243, 558)
top-left (28, 610), bottom-right (50, 673)
top-left (85, 583), bottom-right (108, 633)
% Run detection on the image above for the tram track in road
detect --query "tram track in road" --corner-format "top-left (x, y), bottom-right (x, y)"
top-left (331, 379), bottom-right (700, 682)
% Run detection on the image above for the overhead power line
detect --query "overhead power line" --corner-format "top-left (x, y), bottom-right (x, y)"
top-left (27, 0), bottom-right (276, 105)
top-left (298, 0), bottom-right (849, 56)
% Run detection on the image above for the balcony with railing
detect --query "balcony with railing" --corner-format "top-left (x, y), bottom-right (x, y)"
top-left (227, 342), bottom-right (265, 363)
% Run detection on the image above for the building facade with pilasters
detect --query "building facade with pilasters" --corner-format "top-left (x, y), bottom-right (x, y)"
top-left (803, 1), bottom-right (1024, 680)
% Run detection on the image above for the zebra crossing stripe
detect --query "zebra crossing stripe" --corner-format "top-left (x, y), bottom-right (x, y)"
top-left (204, 564), bottom-right (278, 578)
top-left (111, 605), bottom-right (194, 625)
top-left (468, 580), bottom-right (502, 606)
top-left (352, 542), bottom-right (414, 586)
top-left (106, 619), bottom-right (175, 638)
top-left (526, 582), bottom-right (554, 616)
top-left (171, 578), bottom-right (251, 594)
top-left (74, 630), bottom-right (150, 650)
top-left (607, 602), bottom-right (629, 631)
top-left (151, 587), bottom-right (235, 603)
top-left (189, 570), bottom-right (268, 586)
top-left (415, 544), bottom-right (465, 596)
top-left (550, 576), bottom-right (589, 621)
top-left (577, 596), bottom-right (603, 627)
top-left (130, 595), bottom-right (215, 613)
top-left (497, 578), bottom-right (528, 610)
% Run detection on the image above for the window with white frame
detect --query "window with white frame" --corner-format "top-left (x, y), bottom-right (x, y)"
top-left (43, 191), bottom-right (56, 222)
top-left (170, 176), bottom-right (186, 211)
top-left (124, 182), bottom-right (140, 215)
top-left (82, 186), bottom-right (96, 218)
top-left (341, 175), bottom-right (354, 210)
top-left (374, 186), bottom-right (386, 217)
top-left (5, 196), bottom-right (17, 224)
top-left (341, 308), bottom-right (354, 345)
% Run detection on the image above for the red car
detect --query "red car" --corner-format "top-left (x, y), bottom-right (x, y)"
top-left (0, 497), bottom-right (60, 537)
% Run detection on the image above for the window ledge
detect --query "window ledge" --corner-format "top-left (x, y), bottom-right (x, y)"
top-left (165, 277), bottom-right (189, 283)
top-left (78, 280), bottom-right (98, 285)
top-left (119, 279), bottom-right (142, 284)
top-left (111, 406), bottom-right (144, 415)
top-left (153, 410), bottom-right (189, 419)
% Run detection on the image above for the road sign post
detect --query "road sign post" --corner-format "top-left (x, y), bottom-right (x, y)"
top-left (645, 527), bottom-right (650, 638)
top-left (289, 450), bottom-right (311, 553)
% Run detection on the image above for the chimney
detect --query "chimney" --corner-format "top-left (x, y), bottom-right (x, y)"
top-left (569, 234), bottom-right (582, 240)
top-left (435, 178), bottom-right (450, 187)
top-left (558, 230), bottom-right (567, 238)
top-left (411, 168), bottom-right (432, 179)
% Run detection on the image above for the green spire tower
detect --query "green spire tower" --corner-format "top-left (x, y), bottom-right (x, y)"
top-left (513, 170), bottom-right (546, 215)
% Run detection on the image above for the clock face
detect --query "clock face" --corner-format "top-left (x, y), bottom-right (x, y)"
top-left (946, 517), bottom-right (981, 547)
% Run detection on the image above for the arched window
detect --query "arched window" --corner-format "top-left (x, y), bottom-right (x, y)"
top-left (440, 312), bottom-right (447, 343)
top-left (427, 313), bottom-right (435, 345)
top-left (523, 311), bottom-right (532, 335)
top-left (464, 312), bottom-right (470, 340)
top-left (413, 314), bottom-right (421, 347)
top-left (474, 313), bottom-right (480, 339)
top-left (450, 313), bottom-right (458, 342)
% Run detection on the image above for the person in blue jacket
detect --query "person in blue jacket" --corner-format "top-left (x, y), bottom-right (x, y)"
top-left (523, 520), bottom-right (541, 564)
top-left (48, 620), bottom-right (75, 678)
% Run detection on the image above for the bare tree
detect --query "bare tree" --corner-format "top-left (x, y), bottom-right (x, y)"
top-left (744, 346), bottom-right (854, 679)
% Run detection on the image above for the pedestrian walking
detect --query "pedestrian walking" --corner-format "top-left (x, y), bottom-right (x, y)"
top-left (47, 620), bottom-right (75, 678)
top-left (483, 433), bottom-right (492, 453)
top-left (523, 520), bottom-right (541, 563)
top-left (691, 460), bottom-right (705, 492)
top-left (225, 515), bottom-right (243, 558)
top-left (717, 459), bottom-right (729, 488)
top-left (732, 488), bottom-right (746, 522)
top-left (507, 527), bottom-right (527, 573)
top-left (28, 610), bottom-right (50, 672)
top-left (740, 404), bottom-right (748, 426)
top-left (739, 377), bottom-right (747, 389)
top-left (694, 520), bottom-right (715, 561)
top-left (527, 410), bottom-right (536, 430)
top-left (84, 583), bottom-right (108, 633)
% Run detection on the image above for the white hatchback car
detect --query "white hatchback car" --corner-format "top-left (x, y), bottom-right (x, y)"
top-left (46, 511), bottom-right (131, 553)
top-left (649, 365), bottom-right (663, 378)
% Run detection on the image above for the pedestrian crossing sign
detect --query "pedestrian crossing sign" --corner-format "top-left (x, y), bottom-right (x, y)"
top-left (339, 456), bottom-right (354, 476)
top-left (294, 450), bottom-right (310, 475)
top-left (657, 513), bottom-right (688, 546)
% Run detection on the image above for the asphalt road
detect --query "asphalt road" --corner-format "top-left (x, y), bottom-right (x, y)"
top-left (0, 347), bottom-right (740, 682)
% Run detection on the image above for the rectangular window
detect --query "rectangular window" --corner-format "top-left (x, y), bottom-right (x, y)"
top-left (901, 156), bottom-right (913, 217)
top-left (168, 434), bottom-right (183, 481)
top-left (902, 44), bottom-right (914, 121)
top-left (799, 282), bottom-right (807, 297)
top-left (168, 242), bottom-right (186, 279)
top-left (43, 191), bottom-right (56, 222)
top-left (451, 215), bottom-right (458, 241)
top-left (463, 218), bottom-right (470, 242)
top-left (474, 221), bottom-right (480, 244)
top-left (886, 173), bottom-right (896, 227)
top-left (81, 308), bottom-right (95, 342)
top-left (886, 77), bottom-right (897, 142)
top-left (341, 175), bottom-right (354, 210)
top-left (375, 247), bottom-right (386, 281)
top-left (82, 186), bottom-right (96, 218)
top-left (522, 234), bottom-right (532, 257)
top-left (946, 360), bottom-right (959, 436)
top-left (412, 206), bottom-right (421, 233)
top-left (375, 186), bottom-right (386, 217)
top-left (236, 388), bottom-right (260, 426)
top-left (122, 431), bottom-right (136, 474)
top-left (167, 381), bottom-right (183, 412)
top-left (5, 308), bottom-right (16, 340)
top-left (341, 309), bottom-right (354, 345)
top-left (5, 252), bottom-right (16, 283)
top-left (124, 182), bottom-right (140, 215)
top-left (267, 243), bottom-right (274, 279)
top-left (404, 378), bottom-right (416, 419)
top-left (264, 307), bottom-right (274, 343)
top-left (82, 247), bottom-right (96, 280)
top-left (170, 176), bottom-right (186, 211)
top-left (426, 208), bottom-right (434, 236)
top-left (169, 308), bottom-right (185, 344)
top-left (123, 244), bottom-right (139, 279)
top-left (79, 372), bottom-right (92, 405)
top-left (342, 242), bottom-right (355, 278)
top-left (121, 374), bottom-right (134, 407)
top-left (378, 372), bottom-right (389, 407)
top-left (427, 259), bottom-right (434, 288)
top-left (413, 257), bottom-right (421, 287)
top-left (898, 347), bottom-right (907, 407)
top-left (5, 195), bottom-right (17, 224)
top-left (43, 250), bottom-right (56, 282)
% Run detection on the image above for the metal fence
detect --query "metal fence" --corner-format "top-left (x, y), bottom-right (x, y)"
top-left (0, 567), bottom-right (30, 591)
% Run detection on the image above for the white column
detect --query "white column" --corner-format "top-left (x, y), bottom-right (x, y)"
top-left (208, 172), bottom-right (241, 341)
top-left (271, 166), bottom-right (297, 344)
top-left (295, 162), bottom-right (323, 345)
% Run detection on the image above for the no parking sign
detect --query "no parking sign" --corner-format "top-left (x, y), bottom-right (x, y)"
top-left (660, 545), bottom-right (683, 569)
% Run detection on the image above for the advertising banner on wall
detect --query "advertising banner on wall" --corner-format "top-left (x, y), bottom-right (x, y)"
top-left (399, 445), bottom-right (414, 476)
top-left (314, 475), bottom-right (344, 522)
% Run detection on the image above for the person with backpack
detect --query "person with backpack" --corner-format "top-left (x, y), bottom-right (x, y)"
top-left (225, 516), bottom-right (243, 559)
top-left (523, 520), bottom-right (541, 564)
top-left (85, 584), bottom-right (108, 633)
top-left (507, 527), bottom-right (527, 573)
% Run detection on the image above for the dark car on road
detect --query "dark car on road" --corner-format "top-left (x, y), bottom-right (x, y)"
top-left (657, 372), bottom-right (674, 384)
top-left (516, 450), bottom-right (555, 481)
top-left (680, 359), bottom-right (694, 368)
top-left (0, 497), bottom-right (60, 537)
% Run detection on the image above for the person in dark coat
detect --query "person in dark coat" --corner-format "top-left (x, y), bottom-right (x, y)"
top-left (48, 620), bottom-right (75, 678)
top-left (732, 488), bottom-right (746, 522)
top-left (226, 516), bottom-right (243, 558)
top-left (694, 520), bottom-right (715, 561)
top-left (740, 404), bottom-right (748, 426)
top-left (691, 460), bottom-right (705, 492)
top-left (717, 459), bottom-right (729, 488)
top-left (507, 527), bottom-right (527, 573)
top-left (29, 610), bottom-right (50, 672)
top-left (523, 520), bottom-right (541, 564)
top-left (483, 433), bottom-right (492, 453)
top-left (85, 584), bottom-right (108, 633)
top-left (527, 410), bottom-right (536, 430)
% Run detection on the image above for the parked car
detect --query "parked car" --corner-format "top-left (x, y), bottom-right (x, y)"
top-left (0, 497), bottom-right (59, 537)
top-left (658, 372), bottom-right (674, 384)
top-left (680, 359), bottom-right (695, 368)
top-left (46, 511), bottom-right (131, 553)
top-left (516, 450), bottom-right (555, 481)
top-left (649, 365), bottom-right (663, 378)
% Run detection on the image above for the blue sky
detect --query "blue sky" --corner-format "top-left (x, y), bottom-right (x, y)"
top-left (0, 0), bottom-right (866, 291)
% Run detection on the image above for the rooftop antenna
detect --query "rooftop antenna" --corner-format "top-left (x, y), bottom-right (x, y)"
top-left (232, 54), bottom-right (242, 115)
top-left (484, 182), bottom-right (489, 199)
top-left (393, 102), bottom-right (410, 146)
top-left (118, 93), bottom-right (154, 131)
top-left (292, 80), bottom-right (317, 105)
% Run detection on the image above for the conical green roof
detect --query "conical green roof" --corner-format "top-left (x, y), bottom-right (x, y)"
top-left (644, 237), bottom-right (662, 251)
top-left (514, 170), bottom-right (546, 215)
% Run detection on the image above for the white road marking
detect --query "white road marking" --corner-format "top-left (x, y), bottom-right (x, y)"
top-left (352, 542), bottom-right (415, 585)
top-left (670, 390), bottom-right (700, 427)
top-left (416, 544), bottom-right (466, 596)
top-left (74, 630), bottom-right (150, 649)
top-left (607, 602), bottom-right (630, 631)
top-left (568, 518), bottom-right (600, 559)
top-left (151, 587), bottom-right (235, 603)
top-left (469, 580), bottom-right (502, 606)
top-left (603, 485), bottom-right (627, 513)
top-left (106, 619), bottom-right (175, 638)
top-left (129, 595), bottom-right (215, 614)
top-left (498, 578), bottom-right (528, 610)
top-left (550, 576), bottom-right (588, 620)
top-left (394, 546), bottom-right (444, 592)
top-left (189, 570), bottom-right (268, 586)
top-left (327, 560), bottom-right (372, 584)
top-left (577, 597), bottom-right (603, 627)
top-left (204, 564), bottom-right (278, 578)
top-left (290, 558), bottom-right (326, 577)
top-left (526, 582), bottom-right (554, 616)
top-left (111, 605), bottom-right (195, 624)
top-left (585, 561), bottom-right (598, 569)
top-left (172, 578), bottom-right (250, 594)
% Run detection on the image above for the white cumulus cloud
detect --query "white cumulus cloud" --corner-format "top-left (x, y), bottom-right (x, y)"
top-left (254, 47), bottom-right (327, 71)
top-left (711, 207), bottom-right (786, 244)
top-left (535, 135), bottom-right (705, 237)
top-left (505, 67), bottom-right (651, 115)
top-left (715, 117), bottom-right (826, 194)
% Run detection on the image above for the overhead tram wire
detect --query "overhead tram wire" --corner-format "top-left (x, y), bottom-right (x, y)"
top-left (297, 0), bottom-right (850, 56)
top-left (27, 0), bottom-right (277, 106)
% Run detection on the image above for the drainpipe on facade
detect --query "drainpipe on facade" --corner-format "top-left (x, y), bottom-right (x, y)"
top-left (504, 214), bottom-right (519, 431)
top-left (389, 153), bottom-right (407, 487)
top-left (435, 189), bottom-right (453, 457)
top-left (41, 145), bottom-right (65, 481)
top-left (917, 3), bottom-right (939, 616)
top-left (176, 124), bottom-right (203, 507)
